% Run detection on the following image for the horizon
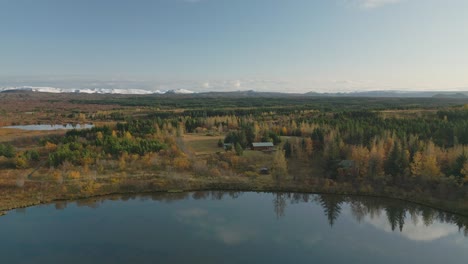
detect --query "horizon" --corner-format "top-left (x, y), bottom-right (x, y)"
top-left (2, 83), bottom-right (468, 95)
top-left (1, 0), bottom-right (468, 93)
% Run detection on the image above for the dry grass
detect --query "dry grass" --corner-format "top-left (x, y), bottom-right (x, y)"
top-left (182, 133), bottom-right (224, 155)
top-left (241, 150), bottom-right (275, 172)
top-left (379, 109), bottom-right (438, 119)
top-left (0, 128), bottom-right (66, 144)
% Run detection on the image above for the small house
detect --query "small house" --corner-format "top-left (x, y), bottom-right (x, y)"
top-left (338, 160), bottom-right (355, 169)
top-left (223, 143), bottom-right (233, 151)
top-left (252, 142), bottom-right (274, 151)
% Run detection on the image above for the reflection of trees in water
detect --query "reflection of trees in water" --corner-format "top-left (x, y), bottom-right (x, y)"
top-left (346, 196), bottom-right (468, 235)
top-left (211, 191), bottom-right (225, 200)
top-left (385, 204), bottom-right (406, 231)
top-left (15, 208), bottom-right (26, 214)
top-left (192, 191), bottom-right (241, 201)
top-left (192, 191), bottom-right (209, 200)
top-left (63, 191), bottom-right (243, 206)
top-left (318, 195), bottom-right (345, 227)
top-left (290, 193), bottom-right (311, 204)
top-left (349, 200), bottom-right (367, 223)
top-left (340, 196), bottom-right (468, 235)
top-left (76, 199), bottom-right (100, 209)
top-left (273, 193), bottom-right (287, 219)
top-left (46, 191), bottom-right (468, 236)
top-left (54, 201), bottom-right (67, 210)
top-left (271, 193), bottom-right (468, 235)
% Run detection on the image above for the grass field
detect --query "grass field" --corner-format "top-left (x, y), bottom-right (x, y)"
top-left (182, 134), bottom-right (224, 155)
top-left (0, 128), bottom-right (66, 144)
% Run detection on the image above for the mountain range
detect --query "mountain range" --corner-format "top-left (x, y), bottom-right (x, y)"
top-left (1, 86), bottom-right (468, 98)
top-left (0, 86), bottom-right (194, 95)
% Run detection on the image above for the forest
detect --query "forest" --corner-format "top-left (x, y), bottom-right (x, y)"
top-left (0, 91), bottom-right (468, 216)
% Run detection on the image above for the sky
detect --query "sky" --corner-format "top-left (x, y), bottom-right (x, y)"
top-left (1, 0), bottom-right (468, 93)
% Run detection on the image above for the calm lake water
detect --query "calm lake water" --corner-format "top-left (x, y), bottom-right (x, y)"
top-left (3, 124), bottom-right (94, 131)
top-left (0, 192), bottom-right (467, 264)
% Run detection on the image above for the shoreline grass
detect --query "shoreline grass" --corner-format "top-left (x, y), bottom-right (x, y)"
top-left (1, 176), bottom-right (467, 218)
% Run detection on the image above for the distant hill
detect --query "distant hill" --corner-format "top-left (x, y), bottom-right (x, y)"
top-left (304, 90), bottom-right (468, 98)
top-left (196, 90), bottom-right (298, 98)
top-left (432, 93), bottom-right (468, 99)
top-left (1, 86), bottom-right (468, 98)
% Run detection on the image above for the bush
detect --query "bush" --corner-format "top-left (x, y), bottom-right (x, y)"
top-left (0, 144), bottom-right (15, 158)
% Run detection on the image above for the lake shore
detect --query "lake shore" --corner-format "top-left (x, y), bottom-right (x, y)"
top-left (1, 176), bottom-right (467, 218)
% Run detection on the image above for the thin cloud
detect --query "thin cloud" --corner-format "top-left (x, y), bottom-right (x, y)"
top-left (350, 0), bottom-right (404, 9)
top-left (364, 213), bottom-right (458, 241)
top-left (183, 0), bottom-right (204, 3)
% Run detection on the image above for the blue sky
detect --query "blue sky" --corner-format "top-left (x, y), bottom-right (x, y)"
top-left (1, 0), bottom-right (467, 92)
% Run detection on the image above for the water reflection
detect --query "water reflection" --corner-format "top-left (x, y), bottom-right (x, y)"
top-left (318, 195), bottom-right (345, 227)
top-left (24, 192), bottom-right (468, 239)
top-left (273, 193), bottom-right (287, 219)
top-left (2, 191), bottom-right (467, 263)
top-left (175, 206), bottom-right (257, 245)
top-left (365, 213), bottom-right (459, 241)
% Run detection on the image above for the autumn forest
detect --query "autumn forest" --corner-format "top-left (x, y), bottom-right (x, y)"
top-left (1, 92), bottom-right (468, 219)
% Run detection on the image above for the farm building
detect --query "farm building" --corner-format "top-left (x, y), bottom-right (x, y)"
top-left (252, 142), bottom-right (274, 151)
top-left (338, 160), bottom-right (355, 169)
top-left (223, 143), bottom-right (233, 150)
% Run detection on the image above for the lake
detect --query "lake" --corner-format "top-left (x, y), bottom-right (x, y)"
top-left (2, 124), bottom-right (94, 131)
top-left (0, 192), bottom-right (467, 263)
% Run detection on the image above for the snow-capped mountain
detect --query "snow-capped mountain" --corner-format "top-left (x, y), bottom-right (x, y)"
top-left (0, 86), bottom-right (64, 93)
top-left (164, 89), bottom-right (195, 94)
top-left (0, 86), bottom-right (195, 95)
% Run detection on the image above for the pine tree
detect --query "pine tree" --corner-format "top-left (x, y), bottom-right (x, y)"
top-left (453, 152), bottom-right (467, 180)
top-left (283, 141), bottom-right (292, 158)
top-left (385, 142), bottom-right (402, 177)
top-left (235, 143), bottom-right (243, 156)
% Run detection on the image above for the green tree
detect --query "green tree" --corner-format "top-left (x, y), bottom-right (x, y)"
top-left (452, 152), bottom-right (467, 180)
top-left (235, 143), bottom-right (243, 156)
top-left (384, 142), bottom-right (410, 183)
top-left (0, 144), bottom-right (15, 158)
top-left (283, 141), bottom-right (292, 158)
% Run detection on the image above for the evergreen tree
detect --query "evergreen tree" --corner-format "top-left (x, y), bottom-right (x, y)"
top-left (453, 152), bottom-right (467, 180)
top-left (235, 143), bottom-right (243, 156)
top-left (283, 141), bottom-right (292, 158)
top-left (0, 144), bottom-right (15, 158)
top-left (385, 142), bottom-right (402, 177)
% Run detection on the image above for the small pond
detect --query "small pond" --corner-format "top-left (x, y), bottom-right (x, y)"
top-left (2, 124), bottom-right (94, 131)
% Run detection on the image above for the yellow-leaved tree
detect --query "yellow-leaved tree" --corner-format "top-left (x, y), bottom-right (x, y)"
top-left (271, 149), bottom-right (288, 181)
top-left (304, 138), bottom-right (314, 158)
top-left (410, 152), bottom-right (424, 177)
top-left (351, 145), bottom-right (370, 178)
top-left (422, 156), bottom-right (442, 180)
top-left (410, 151), bottom-right (441, 180)
top-left (462, 161), bottom-right (468, 183)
